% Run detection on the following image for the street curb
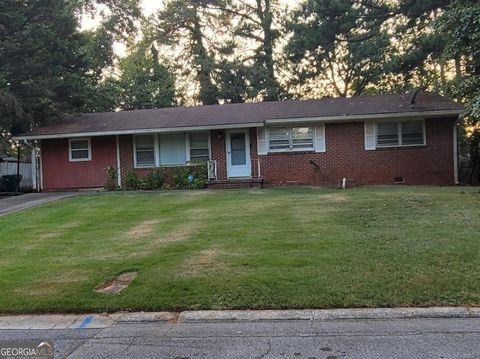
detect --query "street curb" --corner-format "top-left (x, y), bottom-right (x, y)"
top-left (177, 307), bottom-right (480, 323)
top-left (0, 307), bottom-right (479, 329)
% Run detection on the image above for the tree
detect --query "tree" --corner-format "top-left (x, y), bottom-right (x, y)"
top-left (117, 44), bottom-right (176, 110)
top-left (152, 0), bottom-right (227, 105)
top-left (0, 0), bottom-right (141, 138)
top-left (286, 0), bottom-right (391, 97)
top-left (0, 0), bottom-right (89, 136)
top-left (438, 0), bottom-right (480, 183)
top-left (213, 0), bottom-right (285, 101)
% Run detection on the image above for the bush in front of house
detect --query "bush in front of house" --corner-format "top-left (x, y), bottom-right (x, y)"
top-left (124, 170), bottom-right (143, 191)
top-left (143, 169), bottom-right (165, 190)
top-left (171, 163), bottom-right (208, 190)
top-left (104, 166), bottom-right (118, 191)
top-left (123, 164), bottom-right (207, 191)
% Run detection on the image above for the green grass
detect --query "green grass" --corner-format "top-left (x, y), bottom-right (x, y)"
top-left (0, 186), bottom-right (479, 313)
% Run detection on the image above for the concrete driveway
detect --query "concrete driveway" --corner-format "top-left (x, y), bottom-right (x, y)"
top-left (0, 192), bottom-right (81, 216)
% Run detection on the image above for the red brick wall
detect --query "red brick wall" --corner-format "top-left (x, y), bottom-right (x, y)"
top-left (210, 130), bottom-right (227, 180)
top-left (41, 136), bottom-right (116, 190)
top-left (258, 118), bottom-right (456, 186)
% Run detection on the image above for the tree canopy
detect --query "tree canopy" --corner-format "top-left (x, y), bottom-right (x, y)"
top-left (1, 0), bottom-right (479, 138)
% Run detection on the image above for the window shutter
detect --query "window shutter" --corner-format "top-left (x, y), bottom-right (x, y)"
top-left (364, 121), bottom-right (376, 150)
top-left (314, 123), bottom-right (326, 152)
top-left (257, 127), bottom-right (268, 155)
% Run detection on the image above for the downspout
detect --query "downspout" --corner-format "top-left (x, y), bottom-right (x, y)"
top-left (16, 142), bottom-right (21, 192)
top-left (453, 118), bottom-right (459, 185)
top-left (116, 135), bottom-right (122, 188)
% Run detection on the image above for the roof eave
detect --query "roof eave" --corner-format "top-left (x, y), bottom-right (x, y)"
top-left (14, 109), bottom-right (462, 141)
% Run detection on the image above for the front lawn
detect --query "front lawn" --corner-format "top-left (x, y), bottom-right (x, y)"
top-left (0, 186), bottom-right (479, 313)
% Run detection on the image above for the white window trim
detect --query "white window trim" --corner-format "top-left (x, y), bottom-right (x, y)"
top-left (133, 133), bottom-right (211, 169)
top-left (267, 126), bottom-right (315, 153)
top-left (375, 119), bottom-right (426, 148)
top-left (68, 137), bottom-right (91, 162)
top-left (187, 132), bottom-right (211, 163)
top-left (133, 134), bottom-right (158, 168)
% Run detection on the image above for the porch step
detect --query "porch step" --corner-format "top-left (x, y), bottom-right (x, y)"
top-left (207, 178), bottom-right (263, 189)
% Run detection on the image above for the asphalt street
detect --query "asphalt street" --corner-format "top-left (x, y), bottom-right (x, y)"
top-left (1, 318), bottom-right (479, 358)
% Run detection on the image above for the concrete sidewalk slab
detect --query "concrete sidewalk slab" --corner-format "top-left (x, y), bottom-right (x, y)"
top-left (0, 314), bottom-right (78, 330)
top-left (1, 307), bottom-right (479, 330)
top-left (69, 314), bottom-right (116, 329)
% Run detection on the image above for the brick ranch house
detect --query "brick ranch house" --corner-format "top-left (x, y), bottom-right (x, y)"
top-left (16, 92), bottom-right (463, 191)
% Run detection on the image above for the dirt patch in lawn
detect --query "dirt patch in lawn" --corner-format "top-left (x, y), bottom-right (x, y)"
top-left (319, 193), bottom-right (347, 202)
top-left (186, 208), bottom-right (209, 217)
top-left (127, 220), bottom-right (161, 237)
top-left (60, 221), bottom-right (81, 229)
top-left (182, 248), bottom-right (225, 276)
top-left (153, 223), bottom-right (199, 244)
top-left (37, 232), bottom-right (63, 241)
top-left (95, 271), bottom-right (138, 295)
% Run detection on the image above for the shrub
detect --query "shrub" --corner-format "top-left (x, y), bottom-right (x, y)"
top-left (143, 168), bottom-right (165, 190)
top-left (171, 163), bottom-right (208, 189)
top-left (124, 170), bottom-right (142, 191)
top-left (104, 166), bottom-right (118, 191)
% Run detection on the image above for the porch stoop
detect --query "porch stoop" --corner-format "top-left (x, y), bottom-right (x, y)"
top-left (207, 178), bottom-right (263, 189)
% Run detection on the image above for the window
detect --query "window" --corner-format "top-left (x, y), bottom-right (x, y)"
top-left (269, 128), bottom-right (290, 150)
top-left (292, 127), bottom-right (314, 149)
top-left (135, 135), bottom-right (156, 167)
top-left (189, 132), bottom-right (210, 162)
top-left (377, 122), bottom-right (399, 147)
top-left (269, 126), bottom-right (314, 151)
top-left (376, 120), bottom-right (425, 147)
top-left (134, 132), bottom-right (211, 168)
top-left (69, 138), bottom-right (91, 161)
top-left (401, 121), bottom-right (424, 145)
top-left (159, 134), bottom-right (186, 165)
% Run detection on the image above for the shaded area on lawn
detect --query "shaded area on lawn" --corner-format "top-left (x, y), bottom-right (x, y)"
top-left (0, 186), bottom-right (479, 313)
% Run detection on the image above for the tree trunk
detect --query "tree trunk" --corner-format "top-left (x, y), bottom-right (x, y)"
top-left (191, 9), bottom-right (218, 105)
top-left (257, 0), bottom-right (280, 101)
top-left (454, 57), bottom-right (461, 79)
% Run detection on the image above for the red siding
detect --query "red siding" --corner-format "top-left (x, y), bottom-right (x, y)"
top-left (41, 136), bottom-right (117, 190)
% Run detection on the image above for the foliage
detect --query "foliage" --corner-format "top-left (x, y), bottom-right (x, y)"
top-left (143, 168), bottom-right (166, 190)
top-left (124, 169), bottom-right (166, 191)
top-left (286, 0), bottom-right (392, 97)
top-left (124, 170), bottom-right (142, 191)
top-left (438, 0), bottom-right (480, 121)
top-left (0, 0), bottom-right (141, 145)
top-left (104, 166), bottom-right (118, 191)
top-left (0, 0), bottom-right (88, 135)
top-left (152, 0), bottom-right (225, 105)
top-left (171, 164), bottom-right (208, 189)
top-left (117, 44), bottom-right (175, 110)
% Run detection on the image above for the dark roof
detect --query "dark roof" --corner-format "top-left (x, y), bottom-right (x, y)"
top-left (17, 92), bottom-right (463, 139)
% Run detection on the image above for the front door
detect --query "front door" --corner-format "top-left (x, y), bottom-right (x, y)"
top-left (226, 130), bottom-right (251, 178)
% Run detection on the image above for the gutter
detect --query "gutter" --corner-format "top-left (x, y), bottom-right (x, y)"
top-left (453, 118), bottom-right (460, 185)
top-left (13, 109), bottom-right (462, 141)
top-left (14, 122), bottom-right (265, 141)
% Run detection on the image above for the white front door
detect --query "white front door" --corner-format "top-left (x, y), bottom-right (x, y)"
top-left (226, 130), bottom-right (251, 178)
